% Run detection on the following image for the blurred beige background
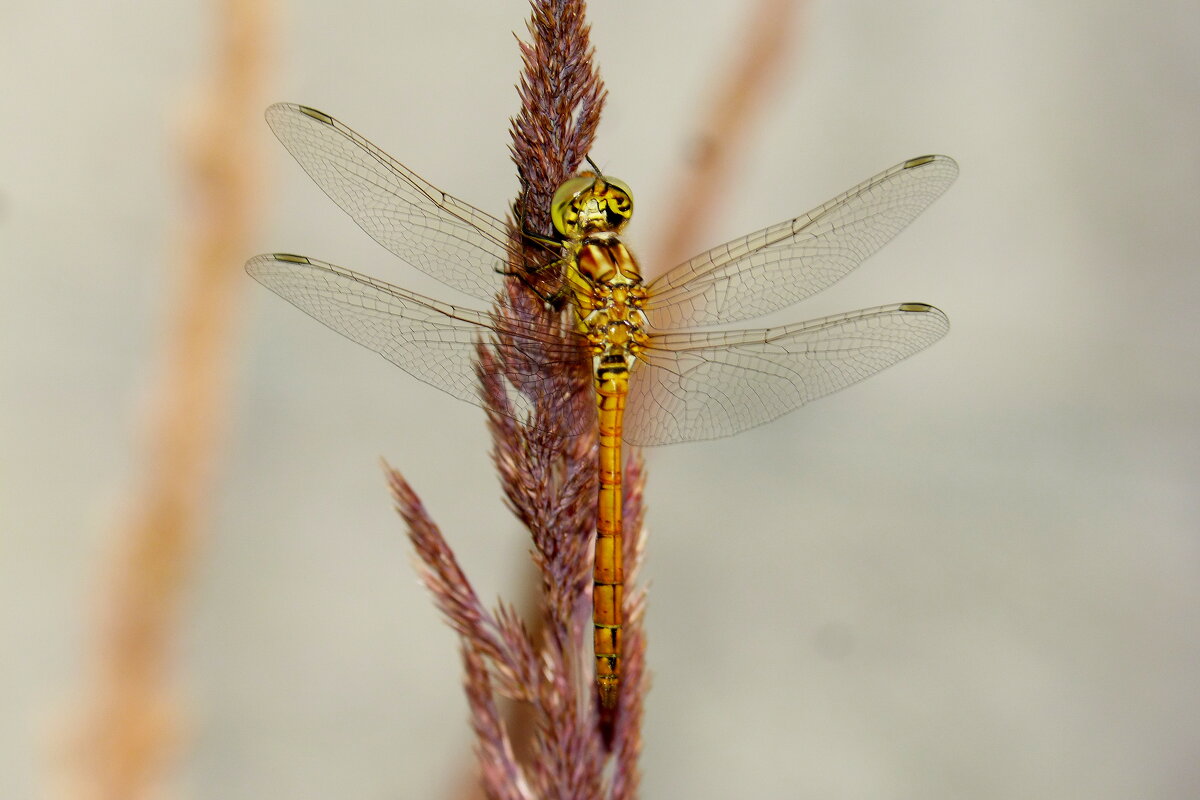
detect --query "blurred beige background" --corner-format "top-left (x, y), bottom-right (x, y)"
top-left (3, 0), bottom-right (1198, 797)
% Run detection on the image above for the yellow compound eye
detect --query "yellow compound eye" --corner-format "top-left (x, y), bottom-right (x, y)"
top-left (551, 176), bottom-right (596, 238)
top-left (551, 173), bottom-right (634, 239)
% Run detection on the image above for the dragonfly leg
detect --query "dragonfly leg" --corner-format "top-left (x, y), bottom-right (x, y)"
top-left (512, 193), bottom-right (565, 250)
top-left (521, 228), bottom-right (561, 249)
top-left (496, 205), bottom-right (570, 307)
top-left (494, 253), bottom-right (566, 277)
top-left (494, 257), bottom-right (570, 308)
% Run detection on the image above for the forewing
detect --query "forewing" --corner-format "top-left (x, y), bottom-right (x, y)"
top-left (644, 155), bottom-right (957, 329)
top-left (625, 303), bottom-right (949, 446)
top-left (265, 103), bottom-right (515, 301)
top-left (246, 253), bottom-right (587, 425)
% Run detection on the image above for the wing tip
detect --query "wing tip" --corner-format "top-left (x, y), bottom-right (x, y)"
top-left (264, 102), bottom-right (335, 127)
top-left (904, 154), bottom-right (956, 169)
top-left (296, 105), bottom-right (335, 125)
top-left (245, 252), bottom-right (313, 277)
top-left (898, 302), bottom-right (951, 338)
top-left (271, 252), bottom-right (313, 264)
top-left (902, 152), bottom-right (960, 185)
top-left (244, 253), bottom-right (268, 275)
top-left (899, 301), bottom-right (949, 323)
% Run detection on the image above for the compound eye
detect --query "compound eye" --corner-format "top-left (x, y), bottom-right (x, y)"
top-left (600, 182), bottom-right (634, 228)
top-left (551, 176), bottom-right (597, 238)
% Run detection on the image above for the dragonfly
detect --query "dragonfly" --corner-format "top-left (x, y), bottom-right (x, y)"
top-left (246, 103), bottom-right (956, 714)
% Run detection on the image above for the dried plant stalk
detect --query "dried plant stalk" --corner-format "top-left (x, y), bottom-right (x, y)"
top-left (650, 0), bottom-right (805, 272)
top-left (55, 1), bottom-right (271, 797)
top-left (389, 0), bottom-right (648, 797)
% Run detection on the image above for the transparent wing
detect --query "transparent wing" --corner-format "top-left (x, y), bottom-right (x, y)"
top-left (644, 155), bottom-right (958, 329)
top-left (246, 253), bottom-right (589, 427)
top-left (265, 103), bottom-right (515, 301)
top-left (624, 303), bottom-right (949, 446)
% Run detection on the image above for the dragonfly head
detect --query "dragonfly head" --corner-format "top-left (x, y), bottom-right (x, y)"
top-left (551, 172), bottom-right (634, 240)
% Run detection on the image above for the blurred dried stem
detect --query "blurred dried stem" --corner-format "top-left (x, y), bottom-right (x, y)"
top-left (56, 0), bottom-right (271, 797)
top-left (389, 0), bottom-right (650, 797)
top-left (650, 0), bottom-right (805, 273)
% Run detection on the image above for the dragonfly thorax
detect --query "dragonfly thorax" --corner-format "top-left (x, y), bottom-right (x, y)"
top-left (574, 240), bottom-right (643, 286)
top-left (563, 238), bottom-right (649, 346)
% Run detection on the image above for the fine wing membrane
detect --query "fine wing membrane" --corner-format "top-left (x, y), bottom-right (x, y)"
top-left (643, 155), bottom-right (957, 330)
top-left (625, 302), bottom-right (949, 446)
top-left (265, 103), bottom-right (516, 301)
top-left (247, 253), bottom-right (589, 429)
